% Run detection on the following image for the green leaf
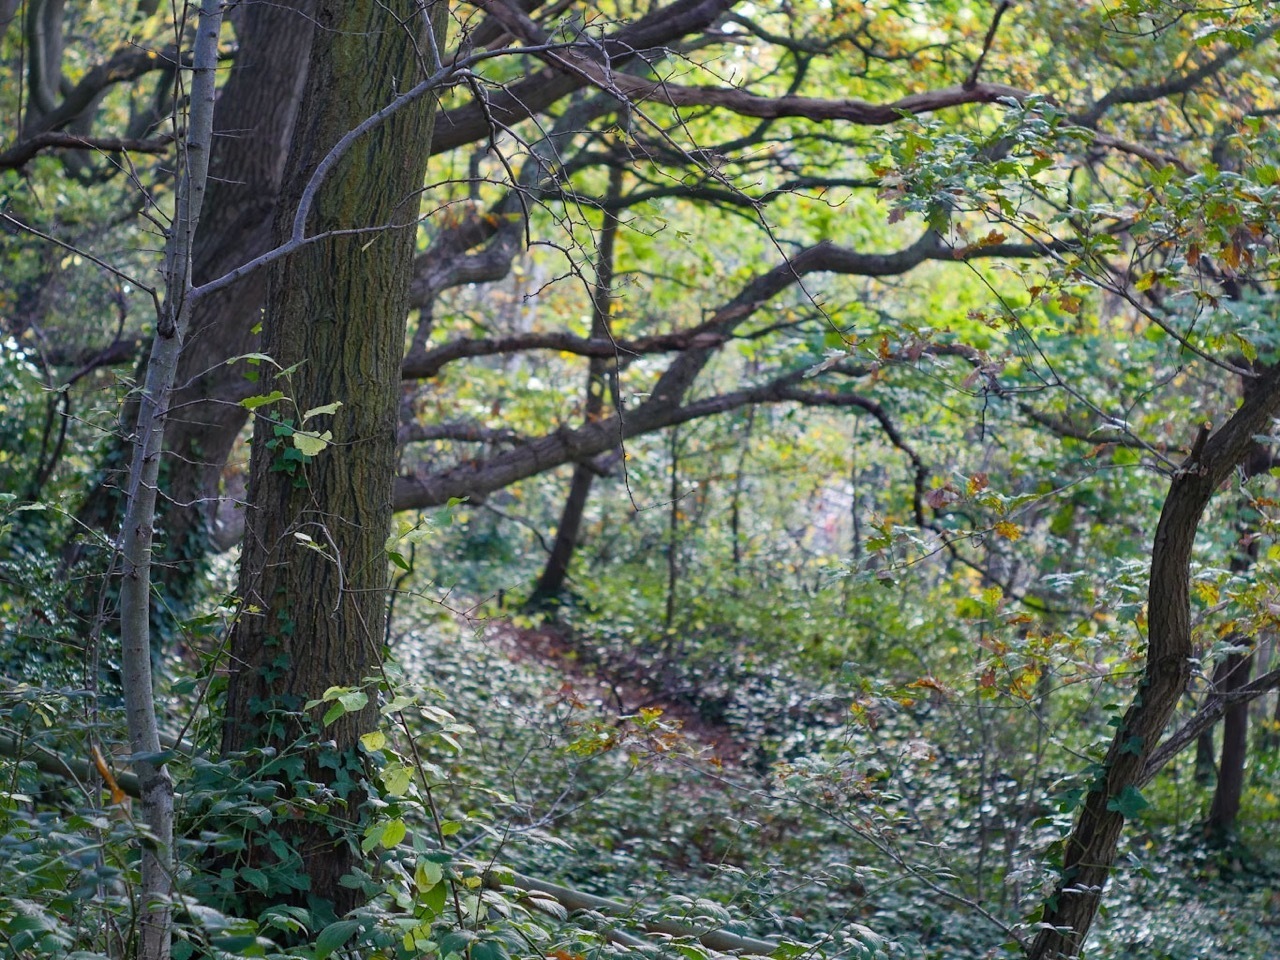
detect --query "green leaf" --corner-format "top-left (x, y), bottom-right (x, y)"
top-left (471, 940), bottom-right (510, 960)
top-left (240, 390), bottom-right (286, 410)
top-left (383, 762), bottom-right (414, 796)
top-left (1119, 735), bottom-right (1144, 756)
top-left (293, 430), bottom-right (332, 456)
top-left (415, 859), bottom-right (444, 890)
top-left (381, 694), bottom-right (417, 714)
top-left (439, 930), bottom-right (475, 957)
top-left (388, 550), bottom-right (412, 572)
top-left (381, 818), bottom-right (407, 848)
top-left (240, 867), bottom-right (270, 892)
top-left (360, 730), bottom-right (386, 752)
top-left (226, 351), bottom-right (279, 367)
top-left (314, 919), bottom-right (360, 960)
top-left (322, 702), bottom-right (345, 726)
top-left (771, 943), bottom-right (808, 960)
top-left (337, 691), bottom-right (368, 713)
top-left (302, 401), bottom-right (343, 421)
top-left (361, 823), bottom-right (385, 854)
top-left (1106, 785), bottom-right (1149, 819)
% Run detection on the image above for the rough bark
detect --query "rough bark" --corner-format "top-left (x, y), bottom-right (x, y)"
top-left (157, 0), bottom-right (316, 568)
top-left (1029, 364), bottom-right (1280, 960)
top-left (221, 0), bottom-right (445, 914)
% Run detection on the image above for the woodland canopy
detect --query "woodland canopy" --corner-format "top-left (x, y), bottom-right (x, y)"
top-left (3, 1), bottom-right (1280, 959)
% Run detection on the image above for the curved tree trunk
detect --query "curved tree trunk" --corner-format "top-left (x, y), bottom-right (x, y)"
top-left (1029, 365), bottom-right (1280, 960)
top-left (222, 0), bottom-right (446, 915)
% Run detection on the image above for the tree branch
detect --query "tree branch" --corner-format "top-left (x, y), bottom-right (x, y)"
top-left (0, 131), bottom-right (173, 172)
top-left (472, 0), bottom-right (1030, 126)
top-left (1140, 667), bottom-right (1280, 788)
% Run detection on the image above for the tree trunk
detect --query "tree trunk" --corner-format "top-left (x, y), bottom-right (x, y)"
top-left (67, 0), bottom-right (316, 620)
top-left (1029, 366), bottom-right (1280, 960)
top-left (1207, 648), bottom-right (1252, 839)
top-left (1205, 385), bottom-right (1273, 840)
top-left (1194, 725), bottom-right (1217, 785)
top-left (117, 4), bottom-right (224, 957)
top-left (221, 0), bottom-right (446, 915)
top-left (528, 167), bottom-right (622, 606)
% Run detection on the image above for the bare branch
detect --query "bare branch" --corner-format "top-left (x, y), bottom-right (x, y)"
top-left (472, 0), bottom-right (1031, 126)
top-left (0, 131), bottom-right (173, 172)
top-left (1140, 667), bottom-right (1280, 788)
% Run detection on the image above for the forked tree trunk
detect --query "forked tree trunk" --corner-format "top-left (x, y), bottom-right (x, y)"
top-left (221, 0), bottom-right (447, 914)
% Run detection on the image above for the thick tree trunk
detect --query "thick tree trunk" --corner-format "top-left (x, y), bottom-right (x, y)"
top-left (158, 0), bottom-right (317, 566)
top-left (222, 0), bottom-right (445, 915)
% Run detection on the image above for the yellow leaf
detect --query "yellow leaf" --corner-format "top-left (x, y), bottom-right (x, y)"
top-left (994, 520), bottom-right (1022, 541)
top-left (292, 430), bottom-right (331, 456)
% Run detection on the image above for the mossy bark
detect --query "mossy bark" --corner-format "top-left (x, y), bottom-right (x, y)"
top-left (221, 0), bottom-right (447, 915)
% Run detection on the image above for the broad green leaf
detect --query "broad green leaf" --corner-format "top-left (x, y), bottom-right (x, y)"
top-left (383, 762), bottom-right (414, 796)
top-left (415, 859), bottom-right (443, 890)
top-left (380, 818), bottom-right (407, 848)
top-left (240, 391), bottom-right (286, 410)
top-left (314, 919), bottom-right (360, 960)
top-left (337, 691), bottom-right (368, 713)
top-left (302, 401), bottom-right (343, 421)
top-left (292, 429), bottom-right (332, 456)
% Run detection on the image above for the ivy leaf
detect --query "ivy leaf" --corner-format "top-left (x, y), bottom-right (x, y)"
top-left (1106, 785), bottom-right (1149, 819)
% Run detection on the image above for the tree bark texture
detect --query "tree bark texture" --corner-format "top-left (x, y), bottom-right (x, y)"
top-left (1207, 649), bottom-right (1251, 837)
top-left (1029, 365), bottom-right (1280, 960)
top-left (222, 0), bottom-right (445, 915)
